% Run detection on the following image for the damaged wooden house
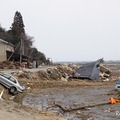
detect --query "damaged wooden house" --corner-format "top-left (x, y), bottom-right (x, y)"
top-left (0, 38), bottom-right (28, 62)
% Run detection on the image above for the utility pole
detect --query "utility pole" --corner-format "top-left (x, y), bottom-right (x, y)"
top-left (20, 39), bottom-right (22, 64)
top-left (20, 39), bottom-right (25, 64)
top-left (22, 39), bottom-right (24, 55)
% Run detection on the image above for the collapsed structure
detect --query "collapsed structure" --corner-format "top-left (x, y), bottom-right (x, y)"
top-left (71, 58), bottom-right (111, 80)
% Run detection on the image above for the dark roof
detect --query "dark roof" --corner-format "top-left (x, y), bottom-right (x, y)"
top-left (0, 39), bottom-right (14, 47)
top-left (73, 58), bottom-right (104, 80)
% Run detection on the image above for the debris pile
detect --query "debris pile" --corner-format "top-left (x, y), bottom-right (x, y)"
top-left (15, 61), bottom-right (111, 81)
top-left (0, 61), bottom-right (22, 69)
top-left (17, 70), bottom-right (33, 79)
top-left (0, 61), bottom-right (33, 69)
top-left (11, 65), bottom-right (77, 81)
top-left (0, 59), bottom-right (111, 82)
top-left (99, 64), bottom-right (111, 81)
top-left (37, 65), bottom-right (77, 80)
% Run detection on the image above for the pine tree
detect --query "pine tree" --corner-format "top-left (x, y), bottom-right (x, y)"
top-left (0, 25), bottom-right (6, 39)
top-left (10, 11), bottom-right (25, 53)
top-left (1, 11), bottom-right (47, 64)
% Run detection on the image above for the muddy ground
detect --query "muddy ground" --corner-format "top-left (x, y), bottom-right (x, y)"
top-left (0, 80), bottom-right (120, 120)
top-left (0, 64), bottom-right (120, 120)
top-left (22, 80), bottom-right (120, 120)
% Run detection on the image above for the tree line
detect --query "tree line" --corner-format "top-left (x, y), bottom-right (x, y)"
top-left (0, 11), bottom-right (50, 65)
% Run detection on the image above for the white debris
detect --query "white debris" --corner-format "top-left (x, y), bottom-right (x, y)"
top-left (0, 89), bottom-right (4, 101)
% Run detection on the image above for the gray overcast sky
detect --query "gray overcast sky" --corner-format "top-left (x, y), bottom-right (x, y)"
top-left (0, 0), bottom-right (120, 62)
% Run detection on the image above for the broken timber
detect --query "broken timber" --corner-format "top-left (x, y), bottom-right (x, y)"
top-left (54, 102), bottom-right (110, 112)
top-left (0, 89), bottom-right (4, 101)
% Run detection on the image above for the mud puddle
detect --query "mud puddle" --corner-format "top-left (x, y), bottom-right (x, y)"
top-left (22, 87), bottom-right (120, 120)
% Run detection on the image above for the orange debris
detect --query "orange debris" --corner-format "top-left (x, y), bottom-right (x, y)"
top-left (109, 97), bottom-right (120, 104)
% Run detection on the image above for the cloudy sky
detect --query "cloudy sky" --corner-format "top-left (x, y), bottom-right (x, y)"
top-left (0, 0), bottom-right (120, 62)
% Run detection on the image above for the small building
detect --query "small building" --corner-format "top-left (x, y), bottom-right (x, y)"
top-left (0, 39), bottom-right (14, 62)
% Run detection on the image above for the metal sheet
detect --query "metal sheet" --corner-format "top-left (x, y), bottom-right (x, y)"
top-left (73, 58), bottom-right (103, 80)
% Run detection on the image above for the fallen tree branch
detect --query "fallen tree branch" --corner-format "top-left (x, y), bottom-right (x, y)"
top-left (54, 102), bottom-right (110, 112)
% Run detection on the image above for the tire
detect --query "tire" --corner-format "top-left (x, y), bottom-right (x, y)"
top-left (9, 86), bottom-right (17, 95)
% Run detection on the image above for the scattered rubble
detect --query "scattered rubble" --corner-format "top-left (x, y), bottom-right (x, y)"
top-left (0, 59), bottom-right (112, 81)
top-left (0, 60), bottom-right (119, 120)
top-left (9, 60), bottom-right (111, 82)
top-left (0, 61), bottom-right (32, 69)
top-left (17, 70), bottom-right (33, 79)
top-left (37, 65), bottom-right (76, 81)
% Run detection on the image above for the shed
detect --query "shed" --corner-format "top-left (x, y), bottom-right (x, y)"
top-left (0, 39), bottom-right (14, 62)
